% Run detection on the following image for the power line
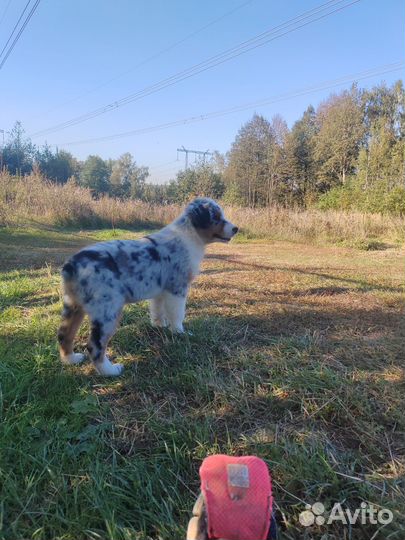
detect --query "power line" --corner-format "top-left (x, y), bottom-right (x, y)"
top-left (0, 0), bottom-right (40, 70)
top-left (55, 61), bottom-right (404, 147)
top-left (0, 0), bottom-right (31, 60)
top-left (36, 0), bottom-right (255, 118)
top-left (0, 0), bottom-right (14, 28)
top-left (31, 0), bottom-right (353, 137)
top-left (30, 0), bottom-right (361, 138)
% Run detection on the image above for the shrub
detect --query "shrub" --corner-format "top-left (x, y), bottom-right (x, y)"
top-left (0, 172), bottom-right (403, 246)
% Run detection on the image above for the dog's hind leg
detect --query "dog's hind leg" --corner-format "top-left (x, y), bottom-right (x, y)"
top-left (58, 303), bottom-right (85, 365)
top-left (149, 294), bottom-right (168, 327)
top-left (87, 310), bottom-right (124, 376)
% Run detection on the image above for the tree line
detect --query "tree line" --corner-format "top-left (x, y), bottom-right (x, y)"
top-left (2, 80), bottom-right (404, 213)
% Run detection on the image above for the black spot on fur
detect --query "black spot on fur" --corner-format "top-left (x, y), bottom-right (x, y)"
top-left (137, 273), bottom-right (144, 281)
top-left (145, 235), bottom-right (158, 246)
top-left (104, 253), bottom-right (121, 278)
top-left (73, 250), bottom-right (121, 278)
top-left (74, 250), bottom-right (104, 263)
top-left (62, 261), bottom-right (76, 279)
top-left (80, 278), bottom-right (88, 287)
top-left (190, 203), bottom-right (211, 229)
top-left (157, 276), bottom-right (161, 287)
top-left (125, 285), bottom-right (134, 297)
top-left (131, 252), bottom-right (140, 262)
top-left (147, 246), bottom-right (160, 261)
top-left (61, 303), bottom-right (75, 319)
top-left (57, 328), bottom-right (65, 344)
top-left (91, 320), bottom-right (103, 351)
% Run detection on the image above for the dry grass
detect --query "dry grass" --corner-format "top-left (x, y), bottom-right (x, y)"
top-left (0, 172), bottom-right (178, 229)
top-left (1, 225), bottom-right (404, 539)
top-left (1, 171), bottom-right (403, 246)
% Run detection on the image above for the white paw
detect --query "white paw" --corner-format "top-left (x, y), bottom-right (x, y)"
top-left (170, 325), bottom-right (185, 334)
top-left (95, 357), bottom-right (124, 376)
top-left (62, 352), bottom-right (85, 365)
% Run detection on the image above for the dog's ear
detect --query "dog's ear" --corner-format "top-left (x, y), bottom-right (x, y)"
top-left (189, 201), bottom-right (212, 229)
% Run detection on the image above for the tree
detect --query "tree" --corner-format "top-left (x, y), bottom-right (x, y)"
top-left (141, 182), bottom-right (170, 204)
top-left (357, 81), bottom-right (405, 189)
top-left (362, 80), bottom-right (405, 139)
top-left (2, 121), bottom-right (35, 175)
top-left (283, 105), bottom-right (318, 203)
top-left (168, 163), bottom-right (225, 203)
top-left (36, 145), bottom-right (79, 183)
top-left (314, 88), bottom-right (365, 188)
top-left (225, 114), bottom-right (281, 207)
top-left (109, 153), bottom-right (149, 199)
top-left (80, 155), bottom-right (111, 195)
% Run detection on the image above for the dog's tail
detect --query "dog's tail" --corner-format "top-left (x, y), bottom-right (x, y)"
top-left (61, 259), bottom-right (80, 308)
top-left (62, 259), bottom-right (77, 282)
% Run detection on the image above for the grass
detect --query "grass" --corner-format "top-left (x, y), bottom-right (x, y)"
top-left (0, 225), bottom-right (404, 539)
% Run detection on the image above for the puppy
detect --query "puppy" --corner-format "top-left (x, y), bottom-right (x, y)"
top-left (57, 198), bottom-right (238, 376)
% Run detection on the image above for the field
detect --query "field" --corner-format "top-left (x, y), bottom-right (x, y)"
top-left (0, 225), bottom-right (404, 540)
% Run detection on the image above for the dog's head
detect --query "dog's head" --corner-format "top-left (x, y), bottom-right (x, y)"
top-left (185, 198), bottom-right (238, 243)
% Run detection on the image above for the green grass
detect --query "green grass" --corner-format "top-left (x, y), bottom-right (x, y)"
top-left (0, 227), bottom-right (404, 539)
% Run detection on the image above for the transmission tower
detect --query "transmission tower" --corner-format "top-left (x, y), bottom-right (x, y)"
top-left (177, 146), bottom-right (213, 170)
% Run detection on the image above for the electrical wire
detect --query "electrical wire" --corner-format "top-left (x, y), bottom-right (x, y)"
top-left (30, 0), bottom-right (361, 138)
top-left (0, 0), bottom-right (31, 60)
top-left (0, 0), bottom-right (40, 70)
top-left (55, 61), bottom-right (404, 147)
top-left (37, 0), bottom-right (255, 117)
top-left (0, 0), bottom-right (14, 28)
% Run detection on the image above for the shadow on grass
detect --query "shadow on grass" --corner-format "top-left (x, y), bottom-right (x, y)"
top-left (2, 299), bottom-right (404, 539)
top-left (204, 253), bottom-right (405, 293)
top-left (0, 225), bottom-right (161, 272)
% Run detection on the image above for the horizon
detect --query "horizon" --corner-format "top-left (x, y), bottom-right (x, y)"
top-left (1, 0), bottom-right (404, 183)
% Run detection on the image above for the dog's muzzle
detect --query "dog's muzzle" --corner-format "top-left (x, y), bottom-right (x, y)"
top-left (215, 221), bottom-right (238, 242)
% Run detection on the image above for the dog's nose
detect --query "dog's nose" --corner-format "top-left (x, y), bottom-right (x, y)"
top-left (232, 226), bottom-right (239, 234)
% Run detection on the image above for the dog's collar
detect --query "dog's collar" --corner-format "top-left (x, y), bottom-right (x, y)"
top-left (144, 235), bottom-right (158, 246)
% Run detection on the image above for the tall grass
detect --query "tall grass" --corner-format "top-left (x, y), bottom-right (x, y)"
top-left (0, 172), bottom-right (403, 245)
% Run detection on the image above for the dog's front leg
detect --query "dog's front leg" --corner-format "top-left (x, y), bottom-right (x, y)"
top-left (149, 294), bottom-right (168, 327)
top-left (163, 292), bottom-right (187, 333)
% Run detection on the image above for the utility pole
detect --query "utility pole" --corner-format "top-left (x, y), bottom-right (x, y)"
top-left (177, 146), bottom-right (213, 170)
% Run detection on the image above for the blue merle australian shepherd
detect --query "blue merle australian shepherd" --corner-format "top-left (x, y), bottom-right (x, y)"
top-left (57, 198), bottom-right (238, 376)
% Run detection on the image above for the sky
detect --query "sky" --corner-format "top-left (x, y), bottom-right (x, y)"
top-left (0, 0), bottom-right (404, 183)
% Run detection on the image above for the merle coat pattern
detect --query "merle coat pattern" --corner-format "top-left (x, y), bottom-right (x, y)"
top-left (57, 198), bottom-right (238, 376)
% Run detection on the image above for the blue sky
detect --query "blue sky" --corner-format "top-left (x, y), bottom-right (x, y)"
top-left (0, 0), bottom-right (403, 183)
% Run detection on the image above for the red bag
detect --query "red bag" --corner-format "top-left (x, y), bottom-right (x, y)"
top-left (199, 455), bottom-right (273, 540)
